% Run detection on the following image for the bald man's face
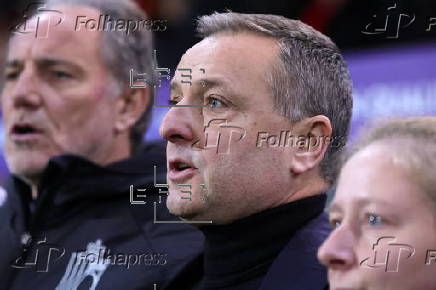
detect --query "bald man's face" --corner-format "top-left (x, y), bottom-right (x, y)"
top-left (2, 6), bottom-right (124, 184)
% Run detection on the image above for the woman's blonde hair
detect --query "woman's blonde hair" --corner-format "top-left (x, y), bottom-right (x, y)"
top-left (345, 116), bottom-right (436, 203)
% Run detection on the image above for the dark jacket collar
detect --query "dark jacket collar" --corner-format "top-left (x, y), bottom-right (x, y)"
top-left (6, 142), bottom-right (166, 230)
top-left (260, 212), bottom-right (330, 290)
top-left (200, 194), bottom-right (327, 288)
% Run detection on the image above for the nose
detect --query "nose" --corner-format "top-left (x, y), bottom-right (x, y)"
top-left (6, 67), bottom-right (43, 110)
top-left (159, 100), bottom-right (200, 144)
top-left (317, 223), bottom-right (357, 271)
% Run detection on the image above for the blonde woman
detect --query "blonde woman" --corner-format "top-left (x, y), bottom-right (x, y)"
top-left (318, 117), bottom-right (436, 290)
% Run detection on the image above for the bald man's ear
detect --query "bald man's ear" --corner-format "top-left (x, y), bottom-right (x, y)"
top-left (290, 116), bottom-right (332, 175)
top-left (114, 87), bottom-right (150, 133)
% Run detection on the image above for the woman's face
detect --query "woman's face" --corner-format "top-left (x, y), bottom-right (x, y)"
top-left (318, 143), bottom-right (436, 290)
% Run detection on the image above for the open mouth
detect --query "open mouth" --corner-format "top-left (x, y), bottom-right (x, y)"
top-left (10, 123), bottom-right (43, 141)
top-left (173, 162), bottom-right (193, 171)
top-left (12, 124), bottom-right (39, 134)
top-left (168, 159), bottom-right (197, 182)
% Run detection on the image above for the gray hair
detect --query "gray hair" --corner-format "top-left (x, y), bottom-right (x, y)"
top-left (43, 0), bottom-right (156, 154)
top-left (197, 12), bottom-right (353, 184)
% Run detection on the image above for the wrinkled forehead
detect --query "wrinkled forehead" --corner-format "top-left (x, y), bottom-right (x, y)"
top-left (8, 5), bottom-right (103, 61)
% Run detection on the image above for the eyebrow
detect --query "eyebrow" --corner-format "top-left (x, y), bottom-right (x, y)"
top-left (162, 77), bottom-right (230, 108)
top-left (170, 77), bottom-right (229, 91)
top-left (37, 58), bottom-right (79, 68)
top-left (5, 58), bottom-right (82, 71)
top-left (327, 196), bottom-right (393, 214)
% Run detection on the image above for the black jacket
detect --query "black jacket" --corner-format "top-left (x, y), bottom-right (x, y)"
top-left (166, 194), bottom-right (330, 290)
top-left (0, 142), bottom-right (204, 290)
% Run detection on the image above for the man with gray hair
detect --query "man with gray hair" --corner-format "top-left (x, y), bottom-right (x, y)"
top-left (0, 0), bottom-right (202, 289)
top-left (160, 11), bottom-right (352, 290)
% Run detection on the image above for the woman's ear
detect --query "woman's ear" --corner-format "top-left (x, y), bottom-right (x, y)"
top-left (114, 87), bottom-right (150, 133)
top-left (290, 115), bottom-right (333, 175)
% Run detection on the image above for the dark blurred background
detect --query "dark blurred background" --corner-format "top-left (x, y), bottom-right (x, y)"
top-left (1, 0), bottom-right (436, 184)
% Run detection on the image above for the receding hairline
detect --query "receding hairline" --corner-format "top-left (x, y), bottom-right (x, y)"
top-left (177, 29), bottom-right (282, 85)
top-left (189, 29), bottom-right (280, 57)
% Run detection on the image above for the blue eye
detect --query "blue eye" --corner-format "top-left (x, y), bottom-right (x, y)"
top-left (368, 214), bottom-right (382, 226)
top-left (208, 97), bottom-right (225, 109)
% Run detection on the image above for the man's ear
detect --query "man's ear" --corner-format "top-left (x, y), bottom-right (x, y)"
top-left (291, 115), bottom-right (332, 175)
top-left (114, 87), bottom-right (150, 133)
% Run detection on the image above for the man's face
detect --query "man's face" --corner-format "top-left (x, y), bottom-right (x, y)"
top-left (160, 32), bottom-right (299, 224)
top-left (318, 143), bottom-right (436, 290)
top-left (2, 6), bottom-right (124, 183)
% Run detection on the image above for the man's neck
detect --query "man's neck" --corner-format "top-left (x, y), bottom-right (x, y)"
top-left (282, 173), bottom-right (329, 205)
